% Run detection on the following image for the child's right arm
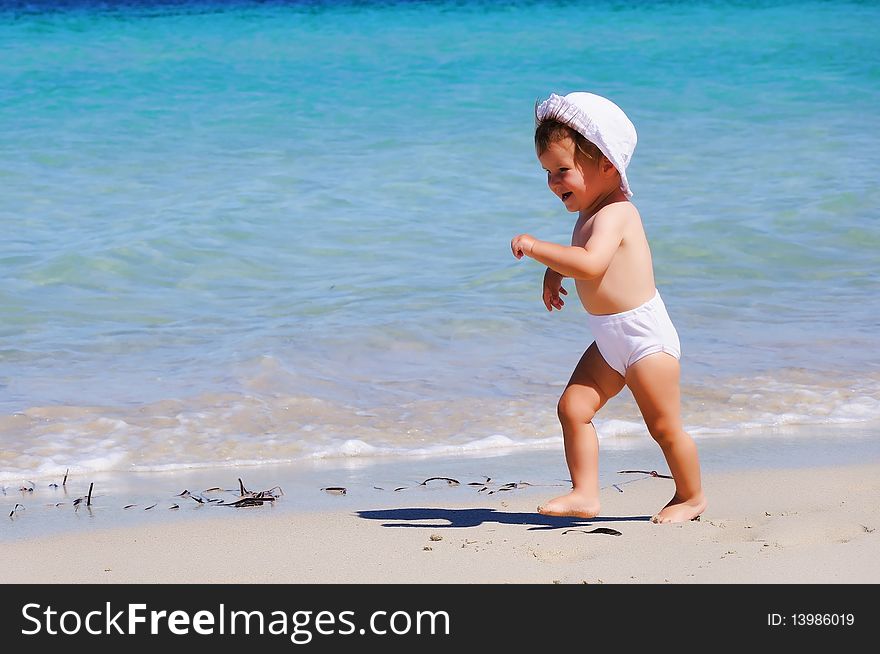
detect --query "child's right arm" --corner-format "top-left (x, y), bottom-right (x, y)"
top-left (542, 267), bottom-right (567, 312)
top-left (511, 208), bottom-right (626, 280)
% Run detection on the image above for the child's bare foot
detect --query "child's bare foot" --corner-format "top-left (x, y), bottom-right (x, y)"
top-left (537, 491), bottom-right (601, 518)
top-left (650, 492), bottom-right (707, 524)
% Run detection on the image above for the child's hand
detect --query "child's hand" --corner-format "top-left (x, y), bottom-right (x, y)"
top-left (542, 267), bottom-right (567, 311)
top-left (511, 233), bottom-right (537, 260)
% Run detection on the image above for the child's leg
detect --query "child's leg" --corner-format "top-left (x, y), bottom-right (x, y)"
top-left (625, 353), bottom-right (706, 523)
top-left (538, 342), bottom-right (625, 518)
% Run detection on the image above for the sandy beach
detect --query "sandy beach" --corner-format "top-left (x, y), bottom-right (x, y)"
top-left (2, 461), bottom-right (878, 584)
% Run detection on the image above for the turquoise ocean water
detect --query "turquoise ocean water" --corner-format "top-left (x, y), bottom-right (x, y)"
top-left (1, 0), bottom-right (878, 484)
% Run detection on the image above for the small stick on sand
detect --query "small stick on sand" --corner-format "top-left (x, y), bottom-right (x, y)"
top-left (563, 528), bottom-right (622, 537)
top-left (321, 487), bottom-right (347, 495)
top-left (222, 497), bottom-right (275, 508)
top-left (86, 482), bottom-right (93, 507)
top-left (617, 469), bottom-right (673, 479)
top-left (420, 477), bottom-right (460, 486)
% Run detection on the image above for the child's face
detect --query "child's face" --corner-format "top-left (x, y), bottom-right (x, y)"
top-left (538, 137), bottom-right (610, 213)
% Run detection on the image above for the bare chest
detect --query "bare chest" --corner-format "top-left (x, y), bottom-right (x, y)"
top-left (570, 215), bottom-right (595, 248)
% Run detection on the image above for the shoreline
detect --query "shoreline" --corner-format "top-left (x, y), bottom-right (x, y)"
top-left (4, 424), bottom-right (880, 543)
top-left (1, 462), bottom-right (877, 584)
top-left (1, 428), bottom-right (878, 583)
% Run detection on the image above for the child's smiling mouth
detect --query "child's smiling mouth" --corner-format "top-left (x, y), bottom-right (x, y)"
top-left (561, 192), bottom-right (573, 201)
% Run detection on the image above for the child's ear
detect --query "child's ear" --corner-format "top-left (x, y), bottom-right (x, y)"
top-left (600, 155), bottom-right (616, 174)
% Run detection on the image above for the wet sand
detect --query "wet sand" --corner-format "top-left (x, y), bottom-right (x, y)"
top-left (2, 460), bottom-right (878, 584)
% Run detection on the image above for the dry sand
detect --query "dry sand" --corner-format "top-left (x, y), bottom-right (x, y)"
top-left (2, 462), bottom-right (878, 584)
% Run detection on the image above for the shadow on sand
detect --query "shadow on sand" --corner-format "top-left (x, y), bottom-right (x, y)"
top-left (356, 507), bottom-right (651, 531)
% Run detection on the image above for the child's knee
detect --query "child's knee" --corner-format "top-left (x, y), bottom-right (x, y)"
top-left (557, 390), bottom-right (598, 425)
top-left (646, 417), bottom-right (680, 444)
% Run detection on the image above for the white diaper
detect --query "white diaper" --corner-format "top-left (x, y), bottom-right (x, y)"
top-left (586, 290), bottom-right (681, 377)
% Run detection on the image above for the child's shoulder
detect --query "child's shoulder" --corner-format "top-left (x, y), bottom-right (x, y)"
top-left (588, 201), bottom-right (645, 243)
top-left (592, 200), bottom-right (640, 224)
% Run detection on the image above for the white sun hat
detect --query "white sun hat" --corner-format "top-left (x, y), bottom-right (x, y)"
top-left (535, 92), bottom-right (637, 198)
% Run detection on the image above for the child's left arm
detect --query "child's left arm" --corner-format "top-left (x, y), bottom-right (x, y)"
top-left (511, 211), bottom-right (625, 280)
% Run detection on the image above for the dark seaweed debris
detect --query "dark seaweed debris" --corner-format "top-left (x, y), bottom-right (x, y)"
top-left (5, 473), bottom-right (291, 523)
top-left (222, 497), bottom-right (271, 508)
top-left (605, 469), bottom-right (674, 493)
top-left (617, 469), bottom-right (673, 480)
top-left (220, 479), bottom-right (284, 508)
top-left (420, 477), bottom-right (460, 486)
top-left (371, 476), bottom-right (543, 496)
top-left (563, 528), bottom-right (622, 537)
top-left (321, 487), bottom-right (347, 495)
